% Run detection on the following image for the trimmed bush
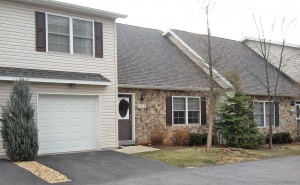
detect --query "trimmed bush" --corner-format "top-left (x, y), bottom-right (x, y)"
top-left (150, 128), bottom-right (166, 146)
top-left (170, 129), bottom-right (189, 146)
top-left (188, 133), bottom-right (207, 146)
top-left (267, 132), bottom-right (293, 144)
top-left (0, 79), bottom-right (38, 161)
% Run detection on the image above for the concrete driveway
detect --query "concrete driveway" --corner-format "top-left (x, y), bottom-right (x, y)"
top-left (0, 151), bottom-right (299, 185)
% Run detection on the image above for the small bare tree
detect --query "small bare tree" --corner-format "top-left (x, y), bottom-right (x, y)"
top-left (247, 17), bottom-right (298, 149)
top-left (198, 0), bottom-right (233, 152)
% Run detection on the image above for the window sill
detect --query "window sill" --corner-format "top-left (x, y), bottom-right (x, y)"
top-left (46, 51), bottom-right (95, 59)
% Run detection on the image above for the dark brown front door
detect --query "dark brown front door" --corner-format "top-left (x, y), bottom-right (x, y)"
top-left (118, 95), bottom-right (132, 141)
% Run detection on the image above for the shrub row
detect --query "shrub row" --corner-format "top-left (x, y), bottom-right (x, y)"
top-left (150, 129), bottom-right (207, 146)
top-left (266, 132), bottom-right (293, 144)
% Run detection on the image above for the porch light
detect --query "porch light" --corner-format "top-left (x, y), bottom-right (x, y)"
top-left (68, 83), bottom-right (76, 88)
top-left (140, 93), bottom-right (146, 101)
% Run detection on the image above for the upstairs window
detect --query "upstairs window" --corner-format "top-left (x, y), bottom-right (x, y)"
top-left (48, 15), bottom-right (70, 53)
top-left (73, 19), bottom-right (93, 55)
top-left (36, 13), bottom-right (102, 57)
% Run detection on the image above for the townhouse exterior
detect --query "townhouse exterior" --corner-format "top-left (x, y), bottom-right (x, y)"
top-left (0, 0), bottom-right (299, 157)
top-left (0, 0), bottom-right (126, 156)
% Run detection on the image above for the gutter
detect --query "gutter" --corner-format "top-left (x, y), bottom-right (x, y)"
top-left (118, 84), bottom-right (224, 92)
top-left (0, 76), bottom-right (111, 86)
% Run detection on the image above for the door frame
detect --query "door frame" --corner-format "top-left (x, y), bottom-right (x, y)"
top-left (118, 93), bottom-right (135, 145)
top-left (36, 92), bottom-right (101, 154)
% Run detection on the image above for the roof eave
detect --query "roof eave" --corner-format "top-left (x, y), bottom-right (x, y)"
top-left (118, 84), bottom-right (225, 92)
top-left (8, 0), bottom-right (127, 19)
top-left (0, 76), bottom-right (111, 86)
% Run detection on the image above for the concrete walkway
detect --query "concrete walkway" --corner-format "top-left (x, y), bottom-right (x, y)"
top-left (115, 145), bottom-right (160, 154)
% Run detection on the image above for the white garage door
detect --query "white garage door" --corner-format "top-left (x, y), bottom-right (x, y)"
top-left (38, 94), bottom-right (98, 154)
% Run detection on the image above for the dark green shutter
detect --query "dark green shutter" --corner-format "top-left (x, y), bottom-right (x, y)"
top-left (275, 101), bottom-right (279, 127)
top-left (166, 97), bottom-right (172, 126)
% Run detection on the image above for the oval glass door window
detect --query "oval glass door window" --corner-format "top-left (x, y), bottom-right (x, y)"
top-left (296, 105), bottom-right (300, 119)
top-left (119, 99), bottom-right (129, 118)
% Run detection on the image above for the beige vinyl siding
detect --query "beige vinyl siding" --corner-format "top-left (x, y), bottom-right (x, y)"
top-left (0, 81), bottom-right (117, 156)
top-left (0, 0), bottom-right (118, 156)
top-left (245, 40), bottom-right (300, 83)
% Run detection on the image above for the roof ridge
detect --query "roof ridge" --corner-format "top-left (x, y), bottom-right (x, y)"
top-left (170, 29), bottom-right (240, 43)
top-left (117, 23), bottom-right (163, 32)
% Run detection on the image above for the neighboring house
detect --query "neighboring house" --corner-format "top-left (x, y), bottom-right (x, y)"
top-left (0, 0), bottom-right (126, 156)
top-left (242, 37), bottom-right (300, 138)
top-left (117, 25), bottom-right (300, 145)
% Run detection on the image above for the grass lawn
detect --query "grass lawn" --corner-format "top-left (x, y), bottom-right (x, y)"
top-left (135, 143), bottom-right (300, 168)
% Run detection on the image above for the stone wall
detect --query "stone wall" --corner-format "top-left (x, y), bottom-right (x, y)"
top-left (252, 96), bottom-right (298, 138)
top-left (118, 88), bottom-right (299, 145)
top-left (118, 88), bottom-right (213, 145)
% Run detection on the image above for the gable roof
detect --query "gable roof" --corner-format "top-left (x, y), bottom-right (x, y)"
top-left (169, 29), bottom-right (300, 96)
top-left (117, 24), bottom-right (220, 91)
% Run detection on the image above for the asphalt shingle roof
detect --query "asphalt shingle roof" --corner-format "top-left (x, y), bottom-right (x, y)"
top-left (0, 67), bottom-right (110, 82)
top-left (172, 29), bottom-right (300, 96)
top-left (117, 24), bottom-right (219, 90)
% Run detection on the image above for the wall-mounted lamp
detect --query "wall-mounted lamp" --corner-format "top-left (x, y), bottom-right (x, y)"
top-left (68, 83), bottom-right (76, 88)
top-left (290, 101), bottom-right (295, 106)
top-left (140, 93), bottom-right (146, 101)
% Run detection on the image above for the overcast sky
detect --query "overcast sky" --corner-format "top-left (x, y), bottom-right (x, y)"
top-left (58, 0), bottom-right (299, 44)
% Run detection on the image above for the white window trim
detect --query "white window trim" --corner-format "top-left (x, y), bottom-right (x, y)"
top-left (172, 96), bottom-right (201, 126)
top-left (253, 101), bottom-right (275, 128)
top-left (46, 12), bottom-right (95, 57)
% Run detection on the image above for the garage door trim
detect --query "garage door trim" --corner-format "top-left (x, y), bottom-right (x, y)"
top-left (36, 93), bottom-right (101, 155)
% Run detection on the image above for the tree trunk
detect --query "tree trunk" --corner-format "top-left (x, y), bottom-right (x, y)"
top-left (206, 94), bottom-right (214, 152)
top-left (268, 99), bottom-right (274, 149)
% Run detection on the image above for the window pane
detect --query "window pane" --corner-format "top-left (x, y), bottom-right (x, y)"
top-left (254, 102), bottom-right (263, 113)
top-left (173, 98), bottom-right (185, 110)
top-left (188, 98), bottom-right (200, 110)
top-left (73, 19), bottom-right (93, 55)
top-left (255, 114), bottom-right (264, 126)
top-left (48, 15), bottom-right (69, 35)
top-left (48, 15), bottom-right (69, 53)
top-left (73, 19), bottom-right (92, 38)
top-left (254, 102), bottom-right (264, 126)
top-left (173, 111), bottom-right (185, 124)
top-left (188, 111), bottom-right (199, 124)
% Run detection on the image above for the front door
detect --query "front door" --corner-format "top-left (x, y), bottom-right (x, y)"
top-left (296, 102), bottom-right (300, 137)
top-left (118, 95), bottom-right (132, 142)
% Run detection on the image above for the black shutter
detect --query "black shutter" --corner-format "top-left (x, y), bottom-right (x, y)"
top-left (275, 101), bottom-right (279, 127)
top-left (35, 12), bottom-right (46, 52)
top-left (166, 97), bottom-right (172, 126)
top-left (94, 22), bottom-right (103, 58)
top-left (201, 97), bottom-right (207, 125)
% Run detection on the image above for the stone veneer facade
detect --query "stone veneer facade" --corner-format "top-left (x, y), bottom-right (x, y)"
top-left (252, 96), bottom-right (298, 138)
top-left (118, 88), bottom-right (211, 145)
top-left (118, 88), bottom-right (299, 145)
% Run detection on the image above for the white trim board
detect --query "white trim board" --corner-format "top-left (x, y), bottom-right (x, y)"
top-left (0, 76), bottom-right (111, 86)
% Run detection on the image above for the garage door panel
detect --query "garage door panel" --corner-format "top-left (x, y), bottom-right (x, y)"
top-left (38, 94), bottom-right (98, 154)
